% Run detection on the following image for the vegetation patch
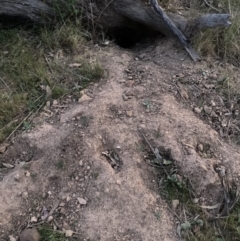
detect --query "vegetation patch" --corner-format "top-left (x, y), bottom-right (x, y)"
top-left (38, 225), bottom-right (65, 241)
top-left (0, 20), bottom-right (103, 143)
top-left (140, 130), bottom-right (240, 241)
top-left (188, 0), bottom-right (240, 65)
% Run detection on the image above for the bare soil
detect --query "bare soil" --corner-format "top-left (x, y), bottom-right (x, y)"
top-left (1, 37), bottom-right (240, 240)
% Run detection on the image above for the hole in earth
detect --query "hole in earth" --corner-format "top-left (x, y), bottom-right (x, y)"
top-left (106, 26), bottom-right (161, 49)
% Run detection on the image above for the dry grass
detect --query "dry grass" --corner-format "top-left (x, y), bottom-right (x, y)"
top-left (0, 21), bottom-right (103, 143)
top-left (188, 0), bottom-right (240, 65)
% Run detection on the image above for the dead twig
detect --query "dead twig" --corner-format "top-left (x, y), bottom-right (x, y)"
top-left (138, 129), bottom-right (169, 176)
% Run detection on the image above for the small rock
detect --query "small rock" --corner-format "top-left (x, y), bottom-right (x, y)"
top-left (203, 105), bottom-right (212, 115)
top-left (194, 107), bottom-right (202, 114)
top-left (30, 216), bottom-right (38, 223)
top-left (118, 79), bottom-right (126, 83)
top-left (197, 144), bottom-right (204, 152)
top-left (46, 101), bottom-right (51, 108)
top-left (210, 100), bottom-right (216, 107)
top-left (79, 160), bottom-right (83, 166)
top-left (47, 216), bottom-right (53, 222)
top-left (172, 199), bottom-right (179, 210)
top-left (180, 89), bottom-right (189, 99)
top-left (52, 100), bottom-right (58, 105)
top-left (211, 111), bottom-right (218, 118)
top-left (139, 53), bottom-right (146, 59)
top-left (126, 111), bottom-right (133, 117)
top-left (65, 230), bottom-right (74, 237)
top-left (221, 119), bottom-right (227, 127)
top-left (192, 198), bottom-right (199, 204)
top-left (22, 192), bottom-right (28, 199)
top-left (25, 171), bottom-right (30, 177)
top-left (78, 94), bottom-right (92, 103)
top-left (63, 221), bottom-right (71, 230)
top-left (59, 202), bottom-right (65, 207)
top-left (80, 90), bottom-right (85, 95)
top-left (60, 208), bottom-right (66, 214)
top-left (125, 89), bottom-right (134, 96)
top-left (77, 197), bottom-right (87, 205)
top-left (66, 196), bottom-right (71, 202)
top-left (125, 80), bottom-right (134, 87)
top-left (122, 94), bottom-right (129, 101)
top-left (0, 144), bottom-right (8, 154)
top-left (14, 174), bottom-right (20, 182)
top-left (19, 228), bottom-right (40, 241)
top-left (9, 235), bottom-right (16, 241)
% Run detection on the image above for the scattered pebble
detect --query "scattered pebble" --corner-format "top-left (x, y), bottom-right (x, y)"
top-left (126, 111), bottom-right (133, 117)
top-left (77, 197), bottom-right (87, 205)
top-left (30, 216), bottom-right (38, 223)
top-left (14, 174), bottom-right (20, 182)
top-left (194, 107), bottom-right (202, 114)
top-left (22, 192), bottom-right (28, 199)
top-left (122, 94), bottom-right (129, 101)
top-left (78, 94), bottom-right (92, 103)
top-left (47, 216), bottom-right (53, 222)
top-left (46, 101), bottom-right (51, 108)
top-left (19, 228), bottom-right (40, 241)
top-left (52, 100), bottom-right (58, 105)
top-left (25, 171), bottom-right (30, 177)
top-left (197, 144), bottom-right (204, 152)
top-left (172, 199), bottom-right (179, 210)
top-left (65, 230), bottom-right (74, 237)
top-left (192, 198), bottom-right (199, 204)
top-left (0, 144), bottom-right (7, 154)
top-left (63, 221), bottom-right (71, 230)
top-left (59, 202), bottom-right (65, 207)
top-left (203, 105), bottom-right (212, 115)
top-left (9, 235), bottom-right (16, 241)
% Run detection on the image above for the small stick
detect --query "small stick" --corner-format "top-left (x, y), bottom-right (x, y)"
top-left (138, 129), bottom-right (169, 176)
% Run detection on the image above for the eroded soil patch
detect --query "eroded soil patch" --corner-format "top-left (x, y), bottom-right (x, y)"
top-left (1, 41), bottom-right (240, 240)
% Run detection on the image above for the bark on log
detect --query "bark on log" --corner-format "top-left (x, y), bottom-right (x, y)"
top-left (0, 0), bottom-right (231, 59)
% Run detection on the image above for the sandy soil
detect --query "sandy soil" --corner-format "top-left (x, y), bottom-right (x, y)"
top-left (1, 38), bottom-right (240, 241)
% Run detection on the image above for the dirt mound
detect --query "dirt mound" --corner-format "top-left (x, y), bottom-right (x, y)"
top-left (1, 40), bottom-right (240, 240)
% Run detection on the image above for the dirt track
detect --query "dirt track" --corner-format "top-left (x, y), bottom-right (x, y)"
top-left (1, 38), bottom-right (240, 240)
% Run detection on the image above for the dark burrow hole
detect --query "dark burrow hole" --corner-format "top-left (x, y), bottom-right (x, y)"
top-left (106, 26), bottom-right (162, 49)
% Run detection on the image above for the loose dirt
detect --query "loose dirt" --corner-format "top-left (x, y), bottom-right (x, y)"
top-left (1, 37), bottom-right (240, 240)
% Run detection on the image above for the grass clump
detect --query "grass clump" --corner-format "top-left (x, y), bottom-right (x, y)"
top-left (140, 130), bottom-right (240, 241)
top-left (38, 225), bottom-right (65, 241)
top-left (189, 0), bottom-right (240, 64)
top-left (0, 19), bottom-right (103, 143)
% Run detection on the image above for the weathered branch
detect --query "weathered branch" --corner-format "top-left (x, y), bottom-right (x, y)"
top-left (150, 0), bottom-right (200, 61)
top-left (0, 0), bottom-right (232, 60)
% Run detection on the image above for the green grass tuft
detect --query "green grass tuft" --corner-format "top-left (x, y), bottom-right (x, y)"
top-left (0, 20), bottom-right (103, 143)
top-left (38, 225), bottom-right (65, 241)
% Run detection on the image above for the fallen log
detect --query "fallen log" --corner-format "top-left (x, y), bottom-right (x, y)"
top-left (0, 0), bottom-right (232, 60)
